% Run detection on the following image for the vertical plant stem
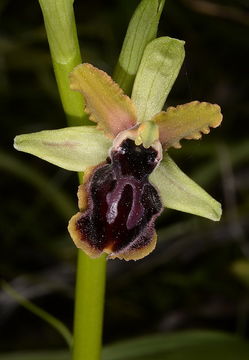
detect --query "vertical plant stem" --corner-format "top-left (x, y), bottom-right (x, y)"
top-left (73, 252), bottom-right (106, 360)
top-left (38, 1), bottom-right (106, 359)
top-left (38, 0), bottom-right (91, 126)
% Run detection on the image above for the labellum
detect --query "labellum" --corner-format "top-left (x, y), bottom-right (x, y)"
top-left (68, 136), bottom-right (163, 260)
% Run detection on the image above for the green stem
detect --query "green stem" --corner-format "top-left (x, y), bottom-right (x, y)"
top-left (38, 1), bottom-right (106, 359)
top-left (73, 252), bottom-right (106, 360)
top-left (38, 0), bottom-right (90, 126)
top-left (53, 59), bottom-right (89, 126)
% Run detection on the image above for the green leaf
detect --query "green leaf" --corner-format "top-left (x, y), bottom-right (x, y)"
top-left (102, 331), bottom-right (249, 360)
top-left (2, 281), bottom-right (72, 349)
top-left (14, 126), bottom-right (112, 172)
top-left (131, 36), bottom-right (185, 122)
top-left (2, 331), bottom-right (249, 360)
top-left (113, 0), bottom-right (165, 95)
top-left (150, 153), bottom-right (222, 221)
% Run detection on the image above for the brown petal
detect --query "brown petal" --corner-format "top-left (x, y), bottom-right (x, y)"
top-left (153, 101), bottom-right (223, 149)
top-left (70, 64), bottom-right (137, 138)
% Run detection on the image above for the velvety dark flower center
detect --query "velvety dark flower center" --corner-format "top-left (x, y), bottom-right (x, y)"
top-left (76, 138), bottom-right (162, 256)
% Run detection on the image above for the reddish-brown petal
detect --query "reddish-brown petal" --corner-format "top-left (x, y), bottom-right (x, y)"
top-left (153, 101), bottom-right (223, 149)
top-left (70, 64), bottom-right (137, 138)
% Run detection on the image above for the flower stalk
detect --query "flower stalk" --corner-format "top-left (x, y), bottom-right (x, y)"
top-left (38, 1), bottom-right (106, 359)
top-left (73, 253), bottom-right (106, 360)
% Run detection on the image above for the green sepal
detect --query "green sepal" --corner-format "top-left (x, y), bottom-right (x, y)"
top-left (113, 0), bottom-right (165, 95)
top-left (14, 126), bottom-right (112, 172)
top-left (150, 153), bottom-right (222, 221)
top-left (131, 36), bottom-right (185, 122)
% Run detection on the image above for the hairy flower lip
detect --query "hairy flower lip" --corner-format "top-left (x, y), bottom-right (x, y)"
top-left (68, 138), bottom-right (163, 261)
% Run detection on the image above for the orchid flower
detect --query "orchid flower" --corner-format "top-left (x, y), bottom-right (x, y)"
top-left (14, 37), bottom-right (222, 261)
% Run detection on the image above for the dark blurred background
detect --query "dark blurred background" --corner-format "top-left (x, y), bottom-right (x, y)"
top-left (1, 0), bottom-right (249, 354)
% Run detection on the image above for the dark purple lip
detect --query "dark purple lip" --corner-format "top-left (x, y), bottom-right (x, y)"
top-left (75, 138), bottom-right (163, 258)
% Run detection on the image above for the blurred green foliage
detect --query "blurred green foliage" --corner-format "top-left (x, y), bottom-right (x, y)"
top-left (1, 0), bottom-right (249, 356)
top-left (2, 331), bottom-right (249, 360)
